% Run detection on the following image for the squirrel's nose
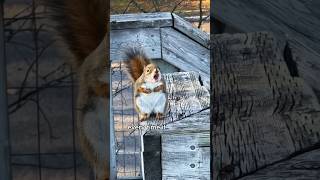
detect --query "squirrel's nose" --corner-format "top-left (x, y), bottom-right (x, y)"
top-left (155, 69), bottom-right (158, 73)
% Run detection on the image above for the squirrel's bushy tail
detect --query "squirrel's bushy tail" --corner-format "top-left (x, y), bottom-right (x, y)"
top-left (124, 48), bottom-right (150, 81)
top-left (44, 0), bottom-right (108, 69)
top-left (43, 1), bottom-right (109, 179)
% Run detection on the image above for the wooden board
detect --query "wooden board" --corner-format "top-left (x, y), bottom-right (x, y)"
top-left (162, 133), bottom-right (210, 180)
top-left (212, 0), bottom-right (320, 95)
top-left (172, 14), bottom-right (210, 48)
top-left (211, 32), bottom-right (320, 180)
top-left (162, 148), bottom-right (210, 180)
top-left (161, 28), bottom-right (210, 88)
top-left (111, 12), bottom-right (172, 30)
top-left (110, 13), bottom-right (211, 90)
top-left (141, 135), bottom-right (162, 180)
top-left (139, 71), bottom-right (210, 134)
top-left (239, 148), bottom-right (320, 180)
top-left (110, 28), bottom-right (161, 61)
top-left (138, 72), bottom-right (210, 180)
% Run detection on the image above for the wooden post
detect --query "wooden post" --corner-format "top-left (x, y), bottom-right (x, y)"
top-left (141, 134), bottom-right (162, 180)
top-left (107, 3), bottom-right (117, 178)
top-left (109, 68), bottom-right (117, 180)
top-left (0, 1), bottom-right (11, 179)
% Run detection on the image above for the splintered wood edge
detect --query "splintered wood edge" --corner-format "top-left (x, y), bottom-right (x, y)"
top-left (161, 28), bottom-right (210, 85)
top-left (172, 13), bottom-right (210, 48)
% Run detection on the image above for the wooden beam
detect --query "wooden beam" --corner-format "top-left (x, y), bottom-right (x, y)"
top-left (238, 148), bottom-right (320, 180)
top-left (110, 28), bottom-right (161, 61)
top-left (141, 134), bottom-right (161, 180)
top-left (161, 28), bottom-right (210, 88)
top-left (0, 2), bottom-right (11, 180)
top-left (162, 132), bottom-right (210, 179)
top-left (110, 74), bottom-right (117, 180)
top-left (212, 0), bottom-right (320, 94)
top-left (172, 13), bottom-right (210, 48)
top-left (211, 32), bottom-right (320, 180)
top-left (111, 12), bottom-right (172, 30)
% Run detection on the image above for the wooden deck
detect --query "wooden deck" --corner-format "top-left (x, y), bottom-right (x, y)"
top-left (140, 72), bottom-right (210, 180)
top-left (110, 12), bottom-right (210, 88)
top-left (110, 12), bottom-right (211, 179)
top-left (212, 0), bottom-right (320, 96)
top-left (211, 31), bottom-right (320, 180)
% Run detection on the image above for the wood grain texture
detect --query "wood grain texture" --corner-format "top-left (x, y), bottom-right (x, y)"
top-left (110, 13), bottom-right (211, 90)
top-left (161, 28), bottom-right (210, 88)
top-left (140, 71), bottom-right (210, 133)
top-left (162, 148), bottom-right (210, 180)
top-left (111, 12), bottom-right (172, 30)
top-left (172, 13), bottom-right (210, 48)
top-left (213, 0), bottom-right (320, 95)
top-left (161, 133), bottom-right (210, 180)
top-left (211, 32), bottom-right (320, 180)
top-left (110, 28), bottom-right (161, 61)
top-left (239, 148), bottom-right (320, 180)
top-left (139, 72), bottom-right (210, 180)
top-left (109, 12), bottom-right (211, 179)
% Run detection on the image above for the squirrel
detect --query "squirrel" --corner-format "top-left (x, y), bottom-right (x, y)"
top-left (44, 0), bottom-right (110, 180)
top-left (124, 48), bottom-right (167, 121)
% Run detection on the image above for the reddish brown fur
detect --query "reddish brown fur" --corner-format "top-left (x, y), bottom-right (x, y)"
top-left (137, 86), bottom-right (152, 94)
top-left (44, 0), bottom-right (108, 69)
top-left (124, 48), bottom-right (150, 81)
top-left (154, 84), bottom-right (165, 92)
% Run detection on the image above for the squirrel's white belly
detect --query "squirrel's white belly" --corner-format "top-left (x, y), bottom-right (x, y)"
top-left (136, 92), bottom-right (166, 114)
top-left (142, 81), bottom-right (162, 89)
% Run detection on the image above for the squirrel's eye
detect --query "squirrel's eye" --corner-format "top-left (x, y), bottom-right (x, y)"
top-left (147, 69), bottom-right (150, 73)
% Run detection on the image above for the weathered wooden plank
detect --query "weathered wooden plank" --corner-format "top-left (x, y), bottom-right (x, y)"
top-left (141, 133), bottom-right (161, 180)
top-left (111, 12), bottom-right (172, 30)
top-left (162, 148), bottom-right (210, 180)
top-left (110, 28), bottom-right (161, 61)
top-left (213, 0), bottom-right (320, 96)
top-left (140, 72), bottom-right (210, 134)
top-left (142, 151), bottom-right (162, 180)
top-left (211, 32), bottom-right (320, 180)
top-left (161, 132), bottom-right (210, 180)
top-left (239, 148), bottom-right (320, 180)
top-left (139, 72), bottom-right (210, 179)
top-left (162, 132), bottom-right (210, 152)
top-left (172, 13), bottom-right (210, 48)
top-left (161, 28), bottom-right (210, 88)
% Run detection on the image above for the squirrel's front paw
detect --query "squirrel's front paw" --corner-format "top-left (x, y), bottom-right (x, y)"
top-left (144, 88), bottom-right (152, 94)
top-left (156, 113), bottom-right (165, 120)
top-left (139, 113), bottom-right (150, 121)
top-left (138, 87), bottom-right (152, 94)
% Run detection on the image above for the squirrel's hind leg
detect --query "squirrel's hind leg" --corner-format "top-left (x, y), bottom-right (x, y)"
top-left (136, 96), bottom-right (152, 121)
top-left (139, 113), bottom-right (150, 121)
top-left (154, 93), bottom-right (167, 120)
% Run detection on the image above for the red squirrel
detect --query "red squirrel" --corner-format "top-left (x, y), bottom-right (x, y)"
top-left (124, 48), bottom-right (167, 121)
